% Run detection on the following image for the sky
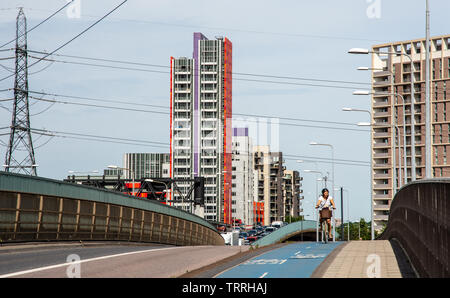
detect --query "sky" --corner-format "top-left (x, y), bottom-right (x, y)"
top-left (0, 0), bottom-right (449, 222)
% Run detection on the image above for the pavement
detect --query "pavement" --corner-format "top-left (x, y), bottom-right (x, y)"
top-left (0, 243), bottom-right (249, 278)
top-left (0, 240), bottom-right (417, 278)
top-left (313, 240), bottom-right (417, 278)
top-left (215, 242), bottom-right (343, 278)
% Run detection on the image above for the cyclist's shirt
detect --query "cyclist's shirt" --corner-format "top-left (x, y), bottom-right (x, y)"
top-left (317, 196), bottom-right (333, 210)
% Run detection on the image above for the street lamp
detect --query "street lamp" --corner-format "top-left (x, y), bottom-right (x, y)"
top-left (309, 141), bottom-right (335, 203)
top-left (353, 90), bottom-right (408, 186)
top-left (349, 47), bottom-right (417, 182)
top-left (309, 141), bottom-right (336, 242)
top-left (108, 165), bottom-right (135, 196)
top-left (334, 187), bottom-right (350, 241)
top-left (300, 214), bottom-right (310, 242)
top-left (341, 105), bottom-right (373, 240)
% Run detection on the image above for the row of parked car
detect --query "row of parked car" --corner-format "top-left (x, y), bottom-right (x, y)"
top-left (236, 222), bottom-right (285, 245)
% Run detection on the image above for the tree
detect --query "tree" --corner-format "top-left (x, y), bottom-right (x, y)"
top-left (338, 218), bottom-right (372, 240)
top-left (285, 215), bottom-right (304, 223)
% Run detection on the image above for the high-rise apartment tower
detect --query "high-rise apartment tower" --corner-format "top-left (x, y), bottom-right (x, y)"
top-left (170, 33), bottom-right (232, 223)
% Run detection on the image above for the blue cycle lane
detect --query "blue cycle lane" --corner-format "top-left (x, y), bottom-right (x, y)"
top-left (215, 242), bottom-right (343, 278)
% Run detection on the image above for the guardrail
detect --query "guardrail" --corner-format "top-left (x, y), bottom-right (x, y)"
top-left (0, 172), bottom-right (224, 246)
top-left (251, 220), bottom-right (318, 247)
top-left (380, 178), bottom-right (449, 277)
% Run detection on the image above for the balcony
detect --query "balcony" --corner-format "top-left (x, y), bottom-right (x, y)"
top-left (373, 142), bottom-right (390, 148)
top-left (373, 101), bottom-right (390, 107)
top-left (374, 215), bottom-right (389, 221)
top-left (373, 153), bottom-right (390, 158)
top-left (373, 112), bottom-right (390, 118)
top-left (374, 173), bottom-right (390, 179)
top-left (373, 132), bottom-right (390, 138)
top-left (374, 204), bottom-right (390, 211)
top-left (373, 79), bottom-right (392, 87)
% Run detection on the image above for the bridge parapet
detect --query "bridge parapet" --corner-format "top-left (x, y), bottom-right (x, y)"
top-left (0, 172), bottom-right (224, 246)
top-left (380, 178), bottom-right (449, 277)
top-left (251, 220), bottom-right (318, 247)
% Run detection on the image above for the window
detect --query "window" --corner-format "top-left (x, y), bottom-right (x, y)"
top-left (436, 39), bottom-right (442, 51)
top-left (434, 103), bottom-right (438, 122)
top-left (433, 60), bottom-right (436, 80)
top-left (444, 146), bottom-right (447, 164)
top-left (435, 146), bottom-right (439, 164)
top-left (435, 83), bottom-right (439, 101)
top-left (448, 58), bottom-right (450, 78)
top-left (443, 81), bottom-right (448, 100)
top-left (444, 99), bottom-right (447, 121)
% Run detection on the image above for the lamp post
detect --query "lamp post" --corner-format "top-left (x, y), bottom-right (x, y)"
top-left (108, 165), bottom-right (135, 196)
top-left (309, 142), bottom-right (334, 198)
top-left (349, 48), bottom-right (417, 182)
top-left (341, 105), bottom-right (373, 240)
top-left (351, 91), bottom-right (409, 185)
top-left (217, 170), bottom-right (229, 225)
top-left (353, 70), bottom-right (408, 185)
top-left (310, 141), bottom-right (335, 241)
top-left (334, 187), bottom-right (350, 241)
top-left (300, 214), bottom-right (310, 242)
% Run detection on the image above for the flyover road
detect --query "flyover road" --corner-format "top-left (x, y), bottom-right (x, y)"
top-left (215, 242), bottom-right (343, 278)
top-left (0, 242), bottom-right (248, 278)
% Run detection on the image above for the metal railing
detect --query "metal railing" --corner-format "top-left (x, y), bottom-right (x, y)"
top-left (0, 172), bottom-right (224, 246)
top-left (380, 178), bottom-right (449, 277)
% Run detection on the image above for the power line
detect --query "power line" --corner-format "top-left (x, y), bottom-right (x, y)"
top-left (19, 7), bottom-right (386, 43)
top-left (25, 90), bottom-right (364, 128)
top-left (23, 128), bottom-right (369, 166)
top-left (27, 94), bottom-right (369, 133)
top-left (28, 55), bottom-right (169, 75)
top-left (28, 95), bottom-right (170, 116)
top-left (0, 2), bottom-right (74, 49)
top-left (27, 50), bottom-right (370, 86)
top-left (0, 1), bottom-right (75, 49)
top-left (29, 127), bottom-right (168, 146)
top-left (0, 0), bottom-right (128, 83)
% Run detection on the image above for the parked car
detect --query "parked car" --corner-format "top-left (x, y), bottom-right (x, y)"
top-left (217, 225), bottom-right (226, 233)
top-left (239, 232), bottom-right (248, 239)
top-left (271, 221), bottom-right (284, 229)
top-left (259, 232), bottom-right (269, 238)
top-left (255, 226), bottom-right (264, 235)
top-left (247, 229), bottom-right (257, 237)
top-left (246, 234), bottom-right (258, 243)
top-left (264, 227), bottom-right (276, 234)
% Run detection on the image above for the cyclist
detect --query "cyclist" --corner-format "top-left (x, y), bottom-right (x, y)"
top-left (315, 188), bottom-right (336, 240)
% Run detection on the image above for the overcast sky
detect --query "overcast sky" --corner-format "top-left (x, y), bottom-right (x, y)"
top-left (0, 0), bottom-right (449, 221)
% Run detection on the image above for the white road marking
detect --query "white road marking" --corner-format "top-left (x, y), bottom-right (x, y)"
top-left (259, 272), bottom-right (268, 278)
top-left (0, 246), bottom-right (180, 278)
top-left (279, 259), bottom-right (287, 265)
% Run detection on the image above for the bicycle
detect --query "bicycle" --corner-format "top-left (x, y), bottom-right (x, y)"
top-left (320, 217), bottom-right (329, 243)
top-left (317, 207), bottom-right (335, 243)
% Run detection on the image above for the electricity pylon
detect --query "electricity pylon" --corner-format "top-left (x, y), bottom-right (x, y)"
top-left (4, 8), bottom-right (37, 176)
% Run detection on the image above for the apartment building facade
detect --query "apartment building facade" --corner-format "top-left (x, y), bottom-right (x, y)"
top-left (371, 35), bottom-right (450, 230)
top-left (253, 145), bottom-right (284, 226)
top-left (231, 128), bottom-right (255, 227)
top-left (123, 153), bottom-right (170, 180)
top-left (283, 169), bottom-right (303, 220)
top-left (170, 33), bottom-right (232, 223)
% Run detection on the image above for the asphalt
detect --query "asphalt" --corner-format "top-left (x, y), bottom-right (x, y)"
top-left (215, 242), bottom-right (343, 278)
top-left (0, 242), bottom-right (249, 278)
